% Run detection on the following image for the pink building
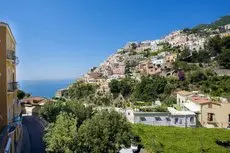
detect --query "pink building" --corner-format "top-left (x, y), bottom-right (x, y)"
top-left (137, 61), bottom-right (161, 75)
top-left (112, 65), bottom-right (125, 75)
top-left (165, 53), bottom-right (177, 63)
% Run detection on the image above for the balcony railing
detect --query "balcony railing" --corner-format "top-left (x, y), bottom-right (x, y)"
top-left (7, 50), bottom-right (16, 61)
top-left (7, 50), bottom-right (19, 65)
top-left (0, 126), bottom-right (9, 153)
top-left (7, 82), bottom-right (18, 92)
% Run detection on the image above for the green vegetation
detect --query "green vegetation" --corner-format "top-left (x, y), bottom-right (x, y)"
top-left (17, 89), bottom-right (31, 99)
top-left (133, 124), bottom-right (230, 153)
top-left (42, 101), bottom-right (133, 153)
top-left (134, 76), bottom-right (167, 102)
top-left (109, 77), bottom-right (137, 98)
top-left (39, 101), bottom-right (94, 125)
top-left (193, 15), bottom-right (230, 30)
top-left (44, 112), bottom-right (77, 152)
top-left (66, 81), bottom-right (97, 100)
top-left (77, 110), bottom-right (132, 153)
top-left (201, 76), bottom-right (230, 98)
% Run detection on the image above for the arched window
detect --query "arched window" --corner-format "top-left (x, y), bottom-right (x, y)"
top-left (190, 117), bottom-right (195, 124)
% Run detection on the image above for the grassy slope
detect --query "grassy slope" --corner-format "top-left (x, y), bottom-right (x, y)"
top-left (133, 124), bottom-right (230, 153)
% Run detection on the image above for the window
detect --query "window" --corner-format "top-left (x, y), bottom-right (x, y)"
top-left (208, 113), bottom-right (214, 122)
top-left (208, 104), bottom-right (212, 108)
top-left (190, 117), bottom-right (195, 124)
top-left (174, 118), bottom-right (179, 124)
top-left (179, 119), bottom-right (183, 124)
top-left (228, 114), bottom-right (230, 122)
top-left (155, 117), bottom-right (162, 121)
top-left (140, 117), bottom-right (146, 121)
top-left (166, 117), bottom-right (171, 121)
top-left (128, 112), bottom-right (130, 115)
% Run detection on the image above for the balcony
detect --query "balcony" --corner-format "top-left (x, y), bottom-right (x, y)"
top-left (7, 50), bottom-right (19, 65)
top-left (7, 82), bottom-right (18, 92)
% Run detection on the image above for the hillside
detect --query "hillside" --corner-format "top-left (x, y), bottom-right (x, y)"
top-left (194, 15), bottom-right (230, 30)
top-left (58, 14), bottom-right (230, 106)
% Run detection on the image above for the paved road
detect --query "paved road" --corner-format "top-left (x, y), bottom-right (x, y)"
top-left (22, 116), bottom-right (46, 153)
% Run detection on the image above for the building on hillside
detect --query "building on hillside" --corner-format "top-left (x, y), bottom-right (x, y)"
top-left (107, 74), bottom-right (125, 82)
top-left (55, 88), bottom-right (67, 97)
top-left (21, 97), bottom-right (49, 116)
top-left (165, 53), bottom-right (177, 63)
top-left (224, 24), bottom-right (230, 30)
top-left (152, 56), bottom-right (165, 66)
top-left (136, 61), bottom-right (161, 75)
top-left (220, 31), bottom-right (230, 38)
top-left (83, 72), bottom-right (104, 84)
top-left (177, 90), bottom-right (230, 128)
top-left (214, 69), bottom-right (230, 76)
top-left (200, 99), bottom-right (230, 128)
top-left (0, 22), bottom-right (22, 153)
top-left (125, 107), bottom-right (196, 127)
top-left (112, 64), bottom-right (125, 75)
top-left (176, 90), bottom-right (195, 107)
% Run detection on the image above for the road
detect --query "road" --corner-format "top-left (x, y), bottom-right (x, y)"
top-left (22, 116), bottom-right (46, 153)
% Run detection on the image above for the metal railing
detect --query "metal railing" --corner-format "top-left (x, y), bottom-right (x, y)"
top-left (7, 50), bottom-right (19, 65)
top-left (7, 82), bottom-right (18, 92)
top-left (6, 50), bottom-right (16, 61)
top-left (0, 126), bottom-right (9, 153)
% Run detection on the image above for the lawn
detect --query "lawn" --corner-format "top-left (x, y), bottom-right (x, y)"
top-left (132, 124), bottom-right (230, 153)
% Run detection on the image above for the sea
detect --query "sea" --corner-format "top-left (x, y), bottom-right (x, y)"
top-left (19, 79), bottom-right (75, 98)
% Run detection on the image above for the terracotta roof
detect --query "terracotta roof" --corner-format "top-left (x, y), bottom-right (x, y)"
top-left (190, 96), bottom-right (211, 104)
top-left (22, 97), bottom-right (48, 104)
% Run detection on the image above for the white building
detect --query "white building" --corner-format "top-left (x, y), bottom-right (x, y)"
top-left (225, 24), bottom-right (230, 30)
top-left (125, 108), bottom-right (196, 127)
top-left (152, 56), bottom-right (165, 65)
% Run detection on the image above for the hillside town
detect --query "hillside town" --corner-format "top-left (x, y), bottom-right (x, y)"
top-left (53, 22), bottom-right (230, 131)
top-left (77, 24), bottom-right (230, 93)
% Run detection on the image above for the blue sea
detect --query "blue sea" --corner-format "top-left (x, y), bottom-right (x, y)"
top-left (19, 79), bottom-right (74, 98)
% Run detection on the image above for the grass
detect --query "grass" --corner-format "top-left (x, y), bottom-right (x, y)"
top-left (132, 124), bottom-right (230, 153)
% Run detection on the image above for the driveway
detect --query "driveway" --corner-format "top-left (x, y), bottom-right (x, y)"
top-left (22, 116), bottom-right (46, 153)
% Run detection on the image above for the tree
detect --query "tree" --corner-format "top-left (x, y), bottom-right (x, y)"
top-left (77, 110), bottom-right (133, 153)
top-left (178, 48), bottom-right (191, 61)
top-left (218, 49), bottom-right (230, 69)
top-left (133, 76), bottom-right (167, 102)
top-left (125, 61), bottom-right (132, 76)
top-left (109, 79), bottom-right (121, 96)
top-left (67, 81), bottom-right (97, 99)
top-left (206, 35), bottom-right (222, 56)
top-left (163, 96), bottom-right (177, 107)
top-left (120, 77), bottom-right (136, 98)
top-left (17, 90), bottom-right (26, 100)
top-left (40, 101), bottom-right (94, 125)
top-left (39, 101), bottom-right (67, 123)
top-left (221, 36), bottom-right (230, 50)
top-left (44, 112), bottom-right (77, 153)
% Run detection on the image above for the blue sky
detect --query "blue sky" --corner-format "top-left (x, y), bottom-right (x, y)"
top-left (1, 0), bottom-right (230, 80)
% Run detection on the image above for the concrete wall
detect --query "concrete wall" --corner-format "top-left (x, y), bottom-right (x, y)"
top-left (201, 103), bottom-right (230, 128)
top-left (177, 94), bottom-right (188, 107)
top-left (134, 114), bottom-right (196, 127)
top-left (0, 26), bottom-right (8, 128)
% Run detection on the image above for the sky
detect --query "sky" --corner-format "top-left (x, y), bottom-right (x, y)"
top-left (1, 0), bottom-right (230, 80)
